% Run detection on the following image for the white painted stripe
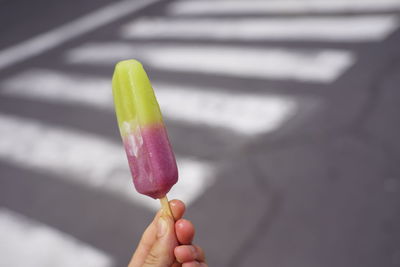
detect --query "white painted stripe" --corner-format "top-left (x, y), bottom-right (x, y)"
top-left (0, 0), bottom-right (159, 70)
top-left (0, 208), bottom-right (113, 267)
top-left (0, 113), bottom-right (214, 210)
top-left (2, 70), bottom-right (113, 109)
top-left (121, 16), bottom-right (399, 42)
top-left (156, 86), bottom-right (296, 135)
top-left (168, 0), bottom-right (400, 15)
top-left (2, 69), bottom-right (297, 135)
top-left (65, 43), bottom-right (354, 82)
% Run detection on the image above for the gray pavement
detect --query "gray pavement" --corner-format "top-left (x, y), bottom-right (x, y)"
top-left (1, 0), bottom-right (400, 266)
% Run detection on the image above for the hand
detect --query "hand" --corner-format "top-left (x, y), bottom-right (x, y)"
top-left (128, 199), bottom-right (207, 267)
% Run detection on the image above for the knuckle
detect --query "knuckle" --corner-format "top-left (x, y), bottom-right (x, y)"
top-left (144, 251), bottom-right (159, 265)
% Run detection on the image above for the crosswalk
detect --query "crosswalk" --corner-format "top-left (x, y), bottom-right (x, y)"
top-left (2, 69), bottom-right (296, 134)
top-left (121, 16), bottom-right (398, 42)
top-left (0, 208), bottom-right (113, 267)
top-left (0, 0), bottom-right (159, 70)
top-left (0, 113), bottom-right (214, 211)
top-left (0, 0), bottom-right (399, 266)
top-left (66, 43), bottom-right (354, 82)
top-left (168, 0), bottom-right (400, 15)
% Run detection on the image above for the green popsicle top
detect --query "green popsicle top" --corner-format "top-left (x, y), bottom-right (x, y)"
top-left (112, 59), bottom-right (163, 136)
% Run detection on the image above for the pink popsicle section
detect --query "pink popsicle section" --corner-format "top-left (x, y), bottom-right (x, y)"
top-left (123, 123), bottom-right (178, 199)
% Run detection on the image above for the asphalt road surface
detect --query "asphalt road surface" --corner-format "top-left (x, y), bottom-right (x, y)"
top-left (1, 0), bottom-right (400, 266)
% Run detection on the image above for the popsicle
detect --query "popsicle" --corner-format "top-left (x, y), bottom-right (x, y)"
top-left (112, 59), bottom-right (178, 214)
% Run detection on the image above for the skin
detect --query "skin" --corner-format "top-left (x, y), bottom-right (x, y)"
top-left (128, 199), bottom-right (207, 267)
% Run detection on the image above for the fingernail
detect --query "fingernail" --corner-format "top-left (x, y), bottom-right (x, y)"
top-left (157, 217), bottom-right (168, 238)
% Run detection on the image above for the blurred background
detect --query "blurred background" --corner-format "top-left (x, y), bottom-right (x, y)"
top-left (1, 0), bottom-right (400, 266)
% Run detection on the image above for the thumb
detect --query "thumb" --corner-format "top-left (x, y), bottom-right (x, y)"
top-left (143, 215), bottom-right (177, 267)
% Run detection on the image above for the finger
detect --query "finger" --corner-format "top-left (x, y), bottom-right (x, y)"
top-left (135, 209), bottom-right (163, 246)
top-left (182, 261), bottom-right (207, 267)
top-left (136, 199), bottom-right (185, 252)
top-left (142, 215), bottom-right (177, 267)
top-left (129, 216), bottom-right (159, 266)
top-left (193, 245), bottom-right (205, 262)
top-left (171, 261), bottom-right (182, 267)
top-left (129, 200), bottom-right (186, 266)
top-left (152, 199), bottom-right (185, 224)
top-left (174, 245), bottom-right (206, 263)
top-left (175, 219), bottom-right (195, 245)
top-left (170, 199), bottom-right (185, 220)
top-left (129, 200), bottom-right (183, 266)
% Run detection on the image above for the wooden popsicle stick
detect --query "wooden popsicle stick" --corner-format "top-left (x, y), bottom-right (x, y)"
top-left (159, 195), bottom-right (174, 219)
